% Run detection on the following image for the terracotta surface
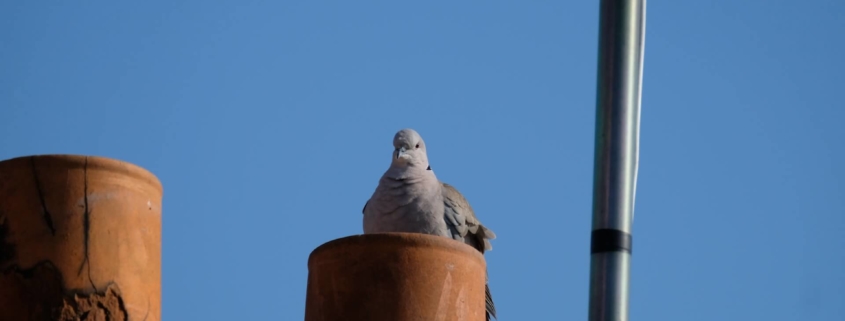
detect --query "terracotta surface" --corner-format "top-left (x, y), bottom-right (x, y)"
top-left (0, 155), bottom-right (162, 321)
top-left (305, 233), bottom-right (488, 321)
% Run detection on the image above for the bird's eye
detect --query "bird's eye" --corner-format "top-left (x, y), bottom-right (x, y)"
top-left (415, 144), bottom-right (420, 149)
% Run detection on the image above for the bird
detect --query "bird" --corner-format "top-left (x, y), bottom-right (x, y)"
top-left (362, 128), bottom-right (497, 320)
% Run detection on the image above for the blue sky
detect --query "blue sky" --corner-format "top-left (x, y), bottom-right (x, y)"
top-left (2, 1), bottom-right (843, 320)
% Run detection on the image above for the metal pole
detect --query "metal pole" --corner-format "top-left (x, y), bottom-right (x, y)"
top-left (588, 0), bottom-right (646, 321)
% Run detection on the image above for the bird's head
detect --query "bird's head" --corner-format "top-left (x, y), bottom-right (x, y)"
top-left (391, 128), bottom-right (429, 169)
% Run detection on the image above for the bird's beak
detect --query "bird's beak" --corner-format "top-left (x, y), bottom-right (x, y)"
top-left (397, 146), bottom-right (408, 159)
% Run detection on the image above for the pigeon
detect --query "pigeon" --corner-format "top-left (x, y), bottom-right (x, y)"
top-left (362, 128), bottom-right (497, 320)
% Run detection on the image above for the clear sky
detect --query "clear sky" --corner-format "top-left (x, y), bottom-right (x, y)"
top-left (2, 1), bottom-right (843, 320)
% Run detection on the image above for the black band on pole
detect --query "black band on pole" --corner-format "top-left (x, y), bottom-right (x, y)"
top-left (591, 229), bottom-right (632, 254)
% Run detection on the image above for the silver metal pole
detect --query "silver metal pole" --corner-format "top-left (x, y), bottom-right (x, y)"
top-left (588, 0), bottom-right (646, 321)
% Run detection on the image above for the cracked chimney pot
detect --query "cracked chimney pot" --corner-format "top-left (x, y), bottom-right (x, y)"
top-left (0, 155), bottom-right (162, 321)
top-left (305, 233), bottom-right (488, 321)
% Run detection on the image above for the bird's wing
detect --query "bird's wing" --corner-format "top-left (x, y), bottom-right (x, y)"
top-left (440, 182), bottom-right (497, 320)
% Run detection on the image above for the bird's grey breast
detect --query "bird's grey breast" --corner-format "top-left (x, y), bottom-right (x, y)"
top-left (363, 173), bottom-right (447, 235)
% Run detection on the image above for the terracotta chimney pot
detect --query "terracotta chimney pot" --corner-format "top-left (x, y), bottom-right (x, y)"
top-left (0, 155), bottom-right (162, 321)
top-left (305, 233), bottom-right (488, 321)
